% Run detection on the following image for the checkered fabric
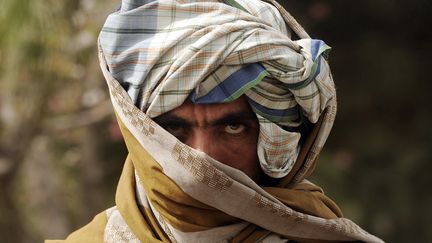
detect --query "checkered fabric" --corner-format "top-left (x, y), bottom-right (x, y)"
top-left (99, 0), bottom-right (336, 178)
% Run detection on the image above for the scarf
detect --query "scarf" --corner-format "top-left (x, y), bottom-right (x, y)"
top-left (46, 0), bottom-right (384, 242)
top-left (99, 0), bottom-right (335, 178)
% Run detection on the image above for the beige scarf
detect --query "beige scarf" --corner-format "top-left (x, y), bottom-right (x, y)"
top-left (92, 60), bottom-right (381, 242)
top-left (46, 0), bottom-right (384, 242)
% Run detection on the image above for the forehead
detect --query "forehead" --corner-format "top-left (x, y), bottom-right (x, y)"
top-left (169, 96), bottom-right (253, 120)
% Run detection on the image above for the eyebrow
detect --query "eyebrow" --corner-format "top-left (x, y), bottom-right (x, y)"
top-left (153, 111), bottom-right (257, 127)
top-left (153, 114), bottom-right (191, 127)
top-left (210, 111), bottom-right (257, 126)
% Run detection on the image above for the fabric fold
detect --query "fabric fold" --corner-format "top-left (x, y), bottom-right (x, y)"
top-left (50, 0), bottom-right (384, 242)
top-left (99, 0), bottom-right (337, 178)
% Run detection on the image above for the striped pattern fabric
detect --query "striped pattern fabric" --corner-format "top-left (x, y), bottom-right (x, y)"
top-left (99, 0), bottom-right (336, 178)
top-left (96, 59), bottom-right (383, 242)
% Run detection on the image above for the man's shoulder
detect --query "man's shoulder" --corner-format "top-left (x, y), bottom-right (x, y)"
top-left (45, 210), bottom-right (108, 243)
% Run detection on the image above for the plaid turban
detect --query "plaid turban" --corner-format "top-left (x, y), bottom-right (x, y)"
top-left (99, 0), bottom-right (336, 178)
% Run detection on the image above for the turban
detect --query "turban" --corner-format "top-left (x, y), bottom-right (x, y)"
top-left (99, 0), bottom-right (336, 178)
top-left (46, 0), bottom-right (383, 242)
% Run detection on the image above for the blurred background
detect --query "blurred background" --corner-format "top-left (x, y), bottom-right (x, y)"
top-left (0, 0), bottom-right (430, 242)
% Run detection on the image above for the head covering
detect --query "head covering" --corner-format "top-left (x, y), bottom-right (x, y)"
top-left (47, 0), bottom-right (383, 242)
top-left (99, 0), bottom-right (336, 179)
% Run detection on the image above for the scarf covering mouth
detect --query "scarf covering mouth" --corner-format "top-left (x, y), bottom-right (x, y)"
top-left (44, 0), bottom-right (382, 242)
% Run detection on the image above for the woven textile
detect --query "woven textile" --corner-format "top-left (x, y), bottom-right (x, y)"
top-left (44, 0), bottom-right (384, 242)
top-left (93, 0), bottom-right (384, 242)
top-left (99, 0), bottom-right (335, 178)
top-left (89, 65), bottom-right (383, 242)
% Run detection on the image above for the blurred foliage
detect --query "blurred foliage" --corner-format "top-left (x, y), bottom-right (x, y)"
top-left (0, 0), bottom-right (122, 242)
top-left (0, 0), bottom-right (430, 242)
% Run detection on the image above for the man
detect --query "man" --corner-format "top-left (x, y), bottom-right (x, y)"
top-left (154, 97), bottom-right (263, 183)
top-left (47, 0), bottom-right (383, 242)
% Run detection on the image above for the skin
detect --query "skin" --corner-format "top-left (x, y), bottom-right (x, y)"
top-left (154, 96), bottom-right (264, 183)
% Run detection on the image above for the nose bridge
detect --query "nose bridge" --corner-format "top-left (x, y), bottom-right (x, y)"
top-left (187, 128), bottom-right (213, 155)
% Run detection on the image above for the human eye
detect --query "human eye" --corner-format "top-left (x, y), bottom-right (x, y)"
top-left (163, 123), bottom-right (186, 136)
top-left (156, 120), bottom-right (189, 139)
top-left (154, 115), bottom-right (190, 139)
top-left (224, 123), bottom-right (247, 135)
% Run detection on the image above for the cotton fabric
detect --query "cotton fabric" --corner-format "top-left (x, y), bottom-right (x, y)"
top-left (99, 0), bottom-right (335, 178)
top-left (46, 0), bottom-right (384, 242)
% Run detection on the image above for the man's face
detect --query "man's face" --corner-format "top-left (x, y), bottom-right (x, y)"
top-left (154, 96), bottom-right (262, 182)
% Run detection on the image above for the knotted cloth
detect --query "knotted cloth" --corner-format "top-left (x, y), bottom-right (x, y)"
top-left (99, 0), bottom-right (336, 178)
top-left (46, 0), bottom-right (384, 242)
